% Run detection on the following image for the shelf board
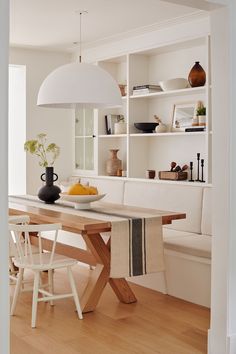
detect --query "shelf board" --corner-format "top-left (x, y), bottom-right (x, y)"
top-left (93, 174), bottom-right (212, 187)
top-left (98, 134), bottom-right (127, 138)
top-left (75, 135), bottom-right (94, 139)
top-left (130, 86), bottom-right (206, 99)
top-left (130, 132), bottom-right (207, 137)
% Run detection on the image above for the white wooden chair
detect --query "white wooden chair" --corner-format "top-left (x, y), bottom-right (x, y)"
top-left (9, 222), bottom-right (83, 328)
top-left (8, 215), bottom-right (31, 283)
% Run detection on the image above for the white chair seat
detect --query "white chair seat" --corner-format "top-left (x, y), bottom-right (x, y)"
top-left (14, 252), bottom-right (78, 270)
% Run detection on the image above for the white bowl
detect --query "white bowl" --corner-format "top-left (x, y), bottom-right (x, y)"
top-left (60, 194), bottom-right (106, 209)
top-left (159, 78), bottom-right (189, 91)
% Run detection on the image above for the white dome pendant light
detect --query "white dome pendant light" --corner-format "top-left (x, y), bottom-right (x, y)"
top-left (37, 11), bottom-right (122, 109)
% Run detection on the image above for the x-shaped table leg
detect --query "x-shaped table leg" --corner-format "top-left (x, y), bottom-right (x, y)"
top-left (81, 233), bottom-right (137, 313)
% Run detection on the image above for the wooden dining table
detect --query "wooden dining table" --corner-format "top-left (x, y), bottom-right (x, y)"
top-left (8, 195), bottom-right (186, 314)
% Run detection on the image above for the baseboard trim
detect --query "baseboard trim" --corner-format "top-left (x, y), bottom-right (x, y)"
top-left (208, 329), bottom-right (211, 354)
top-left (227, 333), bottom-right (236, 354)
top-left (208, 330), bottom-right (236, 354)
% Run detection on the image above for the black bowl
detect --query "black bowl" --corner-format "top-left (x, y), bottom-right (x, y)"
top-left (134, 122), bottom-right (158, 133)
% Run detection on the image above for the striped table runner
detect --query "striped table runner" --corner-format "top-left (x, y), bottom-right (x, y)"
top-left (84, 206), bottom-right (165, 278)
top-left (103, 213), bottom-right (164, 278)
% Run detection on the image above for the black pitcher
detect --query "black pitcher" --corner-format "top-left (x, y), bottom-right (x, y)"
top-left (38, 166), bottom-right (61, 204)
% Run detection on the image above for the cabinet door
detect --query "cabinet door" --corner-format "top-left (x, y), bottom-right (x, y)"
top-left (75, 108), bottom-right (95, 172)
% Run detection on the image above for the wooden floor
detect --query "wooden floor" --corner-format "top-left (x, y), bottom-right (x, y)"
top-left (10, 265), bottom-right (210, 354)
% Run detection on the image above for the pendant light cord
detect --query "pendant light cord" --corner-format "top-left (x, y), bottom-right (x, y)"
top-left (79, 10), bottom-right (88, 63)
top-left (79, 12), bottom-right (82, 63)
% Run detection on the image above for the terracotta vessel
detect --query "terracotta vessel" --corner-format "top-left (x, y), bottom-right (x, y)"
top-left (106, 149), bottom-right (122, 176)
top-left (118, 84), bottom-right (126, 96)
top-left (188, 61), bottom-right (206, 87)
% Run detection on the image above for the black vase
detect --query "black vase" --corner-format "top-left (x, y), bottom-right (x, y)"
top-left (38, 167), bottom-right (61, 204)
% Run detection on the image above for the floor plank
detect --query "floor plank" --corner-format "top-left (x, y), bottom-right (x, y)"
top-left (10, 265), bottom-right (210, 354)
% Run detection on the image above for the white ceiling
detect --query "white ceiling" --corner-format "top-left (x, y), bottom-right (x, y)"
top-left (10, 0), bottom-right (204, 52)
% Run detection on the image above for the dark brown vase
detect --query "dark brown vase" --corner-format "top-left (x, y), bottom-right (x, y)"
top-left (188, 61), bottom-right (206, 87)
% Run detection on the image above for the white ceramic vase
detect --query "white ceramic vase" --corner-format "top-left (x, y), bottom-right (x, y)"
top-left (114, 121), bottom-right (126, 135)
top-left (155, 122), bottom-right (167, 133)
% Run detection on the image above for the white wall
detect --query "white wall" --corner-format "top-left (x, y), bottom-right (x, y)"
top-left (207, 2), bottom-right (236, 352)
top-left (228, 1), bottom-right (236, 351)
top-left (0, 1), bottom-right (9, 353)
top-left (208, 6), bottom-right (229, 354)
top-left (8, 64), bottom-right (26, 195)
top-left (9, 47), bottom-right (74, 194)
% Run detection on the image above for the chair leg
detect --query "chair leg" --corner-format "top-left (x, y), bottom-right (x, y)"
top-left (9, 258), bottom-right (16, 274)
top-left (9, 258), bottom-right (19, 284)
top-left (11, 268), bottom-right (24, 315)
top-left (48, 269), bottom-right (54, 306)
top-left (67, 267), bottom-right (83, 319)
top-left (31, 271), bottom-right (40, 328)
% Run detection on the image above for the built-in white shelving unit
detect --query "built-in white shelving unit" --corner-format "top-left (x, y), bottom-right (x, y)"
top-left (74, 35), bottom-right (212, 185)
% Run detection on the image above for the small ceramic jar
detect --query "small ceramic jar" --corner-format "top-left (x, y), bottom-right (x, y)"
top-left (146, 170), bottom-right (156, 179)
top-left (114, 121), bottom-right (126, 135)
top-left (198, 115), bottom-right (206, 126)
top-left (155, 122), bottom-right (167, 133)
top-left (192, 116), bottom-right (199, 126)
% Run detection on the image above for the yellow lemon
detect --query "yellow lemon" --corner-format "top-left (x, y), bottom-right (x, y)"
top-left (88, 186), bottom-right (98, 195)
top-left (68, 183), bottom-right (88, 195)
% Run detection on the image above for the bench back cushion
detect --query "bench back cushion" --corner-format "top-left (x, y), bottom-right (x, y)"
top-left (80, 177), bottom-right (124, 204)
top-left (201, 187), bottom-right (212, 235)
top-left (124, 181), bottom-right (203, 234)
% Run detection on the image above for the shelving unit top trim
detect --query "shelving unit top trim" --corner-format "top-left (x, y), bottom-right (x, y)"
top-left (97, 54), bottom-right (127, 64)
top-left (130, 36), bottom-right (207, 57)
top-left (96, 36), bottom-right (208, 64)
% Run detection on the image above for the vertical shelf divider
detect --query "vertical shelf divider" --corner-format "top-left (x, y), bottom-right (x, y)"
top-left (205, 34), bottom-right (211, 184)
top-left (126, 53), bottom-right (130, 178)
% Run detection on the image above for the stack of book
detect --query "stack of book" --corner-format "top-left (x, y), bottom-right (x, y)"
top-left (132, 84), bottom-right (162, 95)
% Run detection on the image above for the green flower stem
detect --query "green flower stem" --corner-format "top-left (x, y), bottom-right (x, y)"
top-left (24, 134), bottom-right (60, 167)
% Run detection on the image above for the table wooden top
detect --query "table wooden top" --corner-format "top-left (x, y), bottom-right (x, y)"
top-left (9, 196), bottom-right (186, 235)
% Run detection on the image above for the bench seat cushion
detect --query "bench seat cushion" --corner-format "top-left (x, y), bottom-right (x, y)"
top-left (163, 228), bottom-right (211, 259)
top-left (163, 227), bottom-right (197, 239)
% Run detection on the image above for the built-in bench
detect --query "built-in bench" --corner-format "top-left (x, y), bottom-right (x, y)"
top-left (58, 177), bottom-right (212, 308)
